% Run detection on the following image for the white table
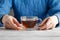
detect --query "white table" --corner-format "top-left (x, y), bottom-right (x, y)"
top-left (0, 27), bottom-right (60, 40)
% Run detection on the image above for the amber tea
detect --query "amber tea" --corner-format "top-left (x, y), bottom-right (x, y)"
top-left (21, 16), bottom-right (38, 29)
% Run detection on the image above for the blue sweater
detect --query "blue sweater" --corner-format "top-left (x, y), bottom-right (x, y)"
top-left (0, 0), bottom-right (60, 27)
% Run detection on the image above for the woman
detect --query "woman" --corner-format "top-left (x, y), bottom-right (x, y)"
top-left (0, 0), bottom-right (60, 30)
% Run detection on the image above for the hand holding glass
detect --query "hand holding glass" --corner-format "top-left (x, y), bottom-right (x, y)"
top-left (21, 16), bottom-right (42, 30)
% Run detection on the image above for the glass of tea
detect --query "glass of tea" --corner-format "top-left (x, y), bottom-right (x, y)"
top-left (20, 16), bottom-right (42, 30)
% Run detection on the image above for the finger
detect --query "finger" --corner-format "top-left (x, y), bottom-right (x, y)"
top-left (45, 17), bottom-right (54, 30)
top-left (40, 23), bottom-right (53, 30)
top-left (7, 18), bottom-right (21, 30)
top-left (13, 18), bottom-right (20, 27)
top-left (4, 22), bottom-right (12, 29)
top-left (40, 18), bottom-right (49, 27)
top-left (10, 22), bottom-right (21, 30)
top-left (10, 22), bottom-right (20, 30)
top-left (46, 18), bottom-right (52, 26)
top-left (45, 23), bottom-right (53, 30)
top-left (40, 25), bottom-right (46, 30)
top-left (7, 20), bottom-right (20, 30)
top-left (7, 22), bottom-right (20, 30)
top-left (39, 18), bottom-right (50, 30)
top-left (50, 24), bottom-right (56, 29)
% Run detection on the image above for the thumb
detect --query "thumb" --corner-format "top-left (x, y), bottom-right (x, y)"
top-left (13, 18), bottom-right (20, 27)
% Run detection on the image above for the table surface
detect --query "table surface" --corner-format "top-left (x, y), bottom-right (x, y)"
top-left (0, 27), bottom-right (60, 40)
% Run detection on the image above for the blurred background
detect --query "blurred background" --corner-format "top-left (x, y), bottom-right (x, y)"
top-left (9, 9), bottom-right (14, 16)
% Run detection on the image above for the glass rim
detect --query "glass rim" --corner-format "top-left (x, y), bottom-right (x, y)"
top-left (20, 16), bottom-right (42, 21)
top-left (20, 16), bottom-right (38, 18)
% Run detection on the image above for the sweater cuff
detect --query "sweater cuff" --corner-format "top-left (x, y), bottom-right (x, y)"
top-left (55, 12), bottom-right (60, 27)
top-left (0, 16), bottom-right (4, 24)
top-left (55, 13), bottom-right (60, 23)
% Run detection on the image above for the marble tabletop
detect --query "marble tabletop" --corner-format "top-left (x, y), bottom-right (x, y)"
top-left (0, 27), bottom-right (60, 40)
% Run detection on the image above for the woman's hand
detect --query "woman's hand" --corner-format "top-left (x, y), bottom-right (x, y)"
top-left (2, 15), bottom-right (21, 30)
top-left (39, 16), bottom-right (58, 30)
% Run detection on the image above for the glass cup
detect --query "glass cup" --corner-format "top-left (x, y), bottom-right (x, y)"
top-left (20, 16), bottom-right (42, 30)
